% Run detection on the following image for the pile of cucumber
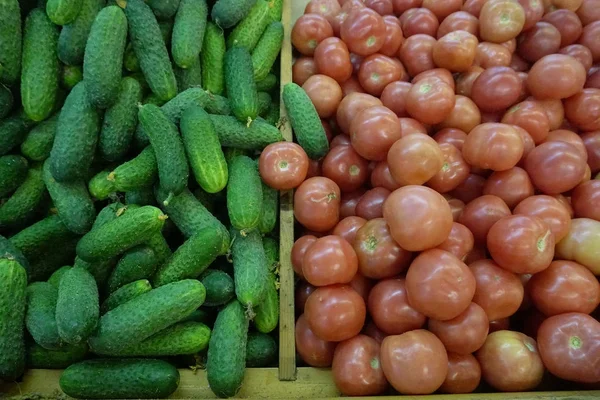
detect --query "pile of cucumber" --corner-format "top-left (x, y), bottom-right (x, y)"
top-left (0, 0), bottom-right (284, 398)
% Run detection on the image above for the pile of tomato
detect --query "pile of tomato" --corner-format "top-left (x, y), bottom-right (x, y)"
top-left (258, 0), bottom-right (600, 395)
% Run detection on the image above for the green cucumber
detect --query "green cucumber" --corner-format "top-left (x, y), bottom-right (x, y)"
top-left (0, 235), bottom-right (30, 274)
top-left (101, 279), bottom-right (152, 313)
top-left (48, 82), bottom-right (101, 182)
top-left (43, 160), bottom-right (96, 235)
top-left (88, 279), bottom-right (205, 353)
top-left (25, 281), bottom-right (62, 350)
top-left (153, 226), bottom-right (228, 287)
top-left (227, 0), bottom-right (270, 51)
top-left (258, 91), bottom-right (272, 117)
top-left (158, 19), bottom-right (174, 42)
top-left (0, 260), bottom-right (27, 381)
top-left (94, 321), bottom-right (210, 356)
top-left (225, 47), bottom-right (258, 124)
top-left (61, 65), bottom-right (83, 90)
top-left (174, 56), bottom-right (202, 92)
top-left (256, 73), bottom-right (277, 92)
top-left (231, 229), bottom-right (268, 312)
top-left (0, 83), bottom-right (13, 119)
top-left (48, 265), bottom-right (70, 288)
top-left (21, 9), bottom-right (59, 122)
top-left (83, 6), bottom-right (128, 109)
top-left (211, 0), bottom-right (257, 29)
top-left (258, 183), bottom-right (278, 234)
top-left (0, 155), bottom-right (28, 198)
top-left (181, 106), bottom-right (228, 193)
top-left (283, 83), bottom-right (329, 160)
top-left (180, 308), bottom-right (215, 326)
top-left (268, 0), bottom-right (283, 21)
top-left (20, 113), bottom-right (58, 162)
top-left (0, 165), bottom-right (47, 230)
top-left (57, 0), bottom-right (105, 66)
top-left (143, 92), bottom-right (166, 106)
top-left (201, 22), bottom-right (225, 95)
top-left (227, 155), bottom-right (263, 232)
top-left (29, 237), bottom-right (78, 283)
top-left (147, 0), bottom-right (180, 20)
top-left (121, 0), bottom-right (177, 101)
top-left (125, 187), bottom-right (157, 206)
top-left (146, 232), bottom-right (172, 264)
top-left (76, 205), bottom-right (166, 262)
top-left (253, 272), bottom-right (278, 333)
top-left (0, 112), bottom-right (36, 156)
top-left (223, 147), bottom-right (250, 165)
top-left (88, 170), bottom-right (117, 201)
top-left (138, 103), bottom-right (189, 198)
top-left (201, 269), bottom-right (234, 307)
top-left (172, 0), bottom-right (207, 69)
top-left (210, 115), bottom-right (283, 150)
top-left (46, 0), bottom-right (81, 25)
top-left (93, 202), bottom-right (125, 229)
top-left (56, 266), bottom-right (99, 344)
top-left (246, 332), bottom-right (277, 367)
top-left (265, 99), bottom-right (280, 126)
top-left (123, 43), bottom-right (140, 72)
top-left (252, 21), bottom-right (284, 81)
top-left (206, 300), bottom-right (248, 398)
top-left (60, 359), bottom-right (180, 399)
top-left (128, 71), bottom-right (150, 93)
top-left (262, 236), bottom-right (279, 271)
top-left (0, 0), bottom-right (22, 85)
top-left (27, 341), bottom-right (88, 369)
top-left (9, 214), bottom-right (74, 262)
top-left (108, 146), bottom-right (158, 192)
top-left (107, 245), bottom-right (158, 293)
top-left (74, 257), bottom-right (116, 287)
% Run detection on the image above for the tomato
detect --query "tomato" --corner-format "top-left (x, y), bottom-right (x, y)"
top-left (392, 0), bottom-right (422, 14)
top-left (332, 335), bottom-right (388, 396)
top-left (474, 42), bottom-right (512, 68)
top-left (412, 68), bottom-right (456, 90)
top-left (302, 75), bottom-right (343, 119)
top-left (370, 161), bottom-right (401, 191)
top-left (341, 7), bottom-right (386, 56)
top-left (336, 92), bottom-right (383, 134)
top-left (305, 0), bottom-right (341, 25)
top-left (577, 0), bottom-right (600, 25)
top-left (296, 314), bottom-right (336, 367)
top-left (479, 0), bottom-right (526, 43)
top-left (296, 281), bottom-right (316, 314)
top-left (517, 22), bottom-right (561, 63)
top-left (358, 54), bottom-right (407, 96)
top-left (518, 0), bottom-right (545, 30)
top-left (293, 57), bottom-right (317, 86)
top-left (483, 168), bottom-right (534, 209)
top-left (387, 133), bottom-right (443, 186)
top-left (581, 131), bottom-right (600, 174)
top-left (525, 141), bottom-right (587, 194)
top-left (292, 235), bottom-right (317, 279)
top-left (462, 123), bottom-right (524, 171)
top-left (433, 31), bottom-right (478, 73)
top-left (380, 16), bottom-right (404, 57)
top-left (470, 259), bottom-right (524, 320)
top-left (400, 8), bottom-right (440, 37)
top-left (463, 0), bottom-right (487, 16)
top-left (383, 185), bottom-right (453, 251)
top-left (513, 196), bottom-right (571, 244)
top-left (322, 144), bottom-right (369, 192)
top-left (365, 0), bottom-right (394, 15)
top-left (476, 331), bottom-right (544, 391)
top-left (398, 34), bottom-right (436, 77)
top-left (381, 330), bottom-right (448, 394)
top-left (572, 180), bottom-right (600, 221)
top-left (258, 142), bottom-right (309, 191)
top-left (314, 37), bottom-right (353, 83)
top-left (439, 353), bottom-right (482, 394)
top-left (302, 235), bottom-right (358, 286)
top-left (451, 173), bottom-right (486, 203)
top-left (559, 45), bottom-right (593, 72)
top-left (471, 67), bottom-right (522, 113)
top-left (437, 11), bottom-right (479, 38)
top-left (434, 222), bottom-right (475, 261)
top-left (527, 54), bottom-right (587, 99)
top-left (399, 117), bottom-right (429, 136)
top-left (341, 76), bottom-right (366, 96)
top-left (426, 143), bottom-right (470, 194)
top-left (556, 218), bottom-right (600, 275)
top-left (294, 177), bottom-right (341, 232)
top-left (433, 128), bottom-right (468, 151)
top-left (422, 0), bottom-right (462, 20)
top-left (355, 187), bottom-right (391, 220)
top-left (292, 14), bottom-right (334, 56)
top-left (368, 278), bottom-right (426, 335)
top-left (537, 313), bottom-right (600, 383)
top-left (549, 0), bottom-right (583, 11)
top-left (379, 82), bottom-right (411, 119)
top-left (405, 79), bottom-right (455, 125)
top-left (489, 318), bottom-right (511, 332)
top-left (543, 10), bottom-right (583, 48)
top-left (579, 21), bottom-right (600, 62)
top-left (501, 100), bottom-right (549, 144)
top-left (340, 189), bottom-right (366, 218)
top-left (363, 320), bottom-right (388, 344)
top-left (350, 105), bottom-right (402, 161)
top-left (564, 88), bottom-right (600, 132)
top-left (305, 285), bottom-right (366, 342)
top-left (447, 197), bottom-right (466, 222)
top-left (349, 272), bottom-right (374, 303)
top-left (431, 302), bottom-right (489, 355)
top-left (545, 129), bottom-right (588, 160)
top-left (437, 96), bottom-right (481, 134)
top-left (510, 53), bottom-right (530, 72)
top-left (333, 216), bottom-right (367, 245)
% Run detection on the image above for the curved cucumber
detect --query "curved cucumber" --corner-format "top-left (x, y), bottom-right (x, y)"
top-left (253, 272), bottom-right (278, 333)
top-left (109, 146), bottom-right (158, 192)
top-left (227, 155), bottom-right (263, 232)
top-left (0, 165), bottom-right (46, 230)
top-left (107, 245), bottom-right (159, 293)
top-left (25, 282), bottom-right (63, 350)
top-left (225, 47), bottom-right (258, 124)
top-left (201, 22), bottom-right (225, 95)
top-left (227, 0), bottom-right (270, 52)
top-left (101, 279), bottom-right (152, 313)
top-left (20, 113), bottom-right (59, 162)
top-left (252, 21), bottom-right (284, 81)
top-left (210, 115), bottom-right (283, 150)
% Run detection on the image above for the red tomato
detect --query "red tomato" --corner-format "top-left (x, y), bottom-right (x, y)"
top-left (474, 42), bottom-right (512, 68)
top-left (463, 0), bottom-right (487, 17)
top-left (336, 92), bottom-right (383, 134)
top-left (555, 218), bottom-right (600, 275)
top-left (483, 167), bottom-right (534, 209)
top-left (518, 0), bottom-right (545, 30)
top-left (368, 278), bottom-right (426, 334)
top-left (433, 31), bottom-right (479, 73)
top-left (292, 14), bottom-right (334, 56)
top-left (322, 144), bottom-right (369, 192)
top-left (411, 67), bottom-right (455, 89)
top-left (392, 0), bottom-right (423, 14)
top-left (437, 95), bottom-right (481, 134)
top-left (296, 281), bottom-right (316, 314)
top-left (514, 195), bottom-right (572, 242)
top-left (350, 105), bottom-right (402, 161)
top-left (302, 74), bottom-right (343, 118)
top-left (305, 0), bottom-right (341, 26)
top-left (427, 143), bottom-right (470, 194)
top-left (387, 133), bottom-right (443, 186)
top-left (302, 235), bottom-right (358, 286)
top-left (341, 7), bottom-right (386, 56)
top-left (405, 79), bottom-right (455, 125)
top-left (572, 180), bottom-right (600, 220)
top-left (428, 302), bottom-right (489, 355)
top-left (527, 54), bottom-right (587, 99)
top-left (579, 21), bottom-right (600, 62)
top-left (463, 123), bottom-right (524, 171)
top-left (333, 216), bottom-right (367, 245)
top-left (296, 314), bottom-right (336, 367)
top-left (380, 16), bottom-right (404, 56)
top-left (348, 272), bottom-right (374, 303)
top-left (358, 54), bottom-right (407, 96)
top-left (447, 196), bottom-right (466, 222)
top-left (517, 22), bottom-right (561, 63)
top-left (471, 67), bottom-right (522, 113)
top-left (564, 88), bottom-right (600, 132)
top-left (439, 353), bottom-right (482, 394)
top-left (398, 34), bottom-right (436, 77)
top-left (435, 222), bottom-right (475, 261)
top-left (422, 0), bottom-right (462, 20)
top-left (543, 9), bottom-right (583, 47)
top-left (294, 177), bottom-right (341, 232)
top-left (501, 100), bottom-right (550, 144)
top-left (341, 76), bottom-right (366, 96)
top-left (314, 37), bottom-right (353, 83)
top-left (433, 128), bottom-right (468, 151)
top-left (438, 11), bottom-right (479, 38)
top-left (451, 173), bottom-right (486, 203)
top-left (370, 160), bottom-right (401, 191)
top-left (293, 57), bottom-right (317, 86)
top-left (400, 7), bottom-right (440, 37)
top-left (259, 142), bottom-right (309, 191)
top-left (340, 189), bottom-right (366, 218)
top-left (355, 187), bottom-right (391, 220)
top-left (365, 0), bottom-right (394, 15)
top-left (581, 131), bottom-right (600, 174)
top-left (577, 0), bottom-right (600, 25)
top-left (380, 81), bottom-right (411, 118)
top-left (470, 259), bottom-right (524, 320)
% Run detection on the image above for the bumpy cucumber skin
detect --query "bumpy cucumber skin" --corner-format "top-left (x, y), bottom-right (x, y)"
top-left (60, 65), bottom-right (83, 90)
top-left (147, 0), bottom-right (180, 20)
top-left (76, 205), bottom-right (166, 262)
top-left (255, 73), bottom-right (277, 92)
top-left (9, 214), bottom-right (74, 262)
top-left (0, 260), bottom-right (27, 381)
top-left (172, 0), bottom-right (207, 69)
top-left (231, 229), bottom-right (268, 310)
top-left (88, 170), bottom-right (116, 201)
top-left (0, 112), bottom-right (37, 156)
top-left (0, 0), bottom-right (22, 85)
top-left (28, 237), bottom-right (78, 283)
top-left (60, 359), bottom-right (180, 399)
top-left (201, 22), bottom-right (225, 95)
top-left (83, 6), bottom-right (128, 109)
top-left (88, 279), bottom-right (205, 353)
top-left (258, 183), bottom-right (278, 234)
top-left (211, 0), bottom-right (257, 29)
top-left (181, 106), bottom-right (228, 193)
top-left (26, 341), bottom-right (88, 369)
top-left (0, 165), bottom-right (46, 230)
top-left (174, 56), bottom-right (202, 92)
top-left (228, 0), bottom-right (271, 52)
top-left (25, 282), bottom-right (63, 350)
top-left (107, 245), bottom-right (158, 293)
top-left (101, 279), bottom-right (152, 313)
top-left (210, 115), bottom-right (283, 150)
top-left (268, 0), bottom-right (283, 21)
top-left (57, 0), bottom-right (105, 66)
top-left (246, 332), bottom-right (277, 367)
top-left (0, 155), bottom-right (28, 198)
top-left (0, 235), bottom-right (30, 274)
top-left (43, 160), bottom-right (96, 235)
top-left (201, 269), bottom-right (234, 307)
top-left (0, 83), bottom-right (14, 119)
top-left (262, 236), bottom-right (279, 271)
top-left (264, 100), bottom-right (280, 126)
top-left (138, 104), bottom-right (189, 197)
top-left (109, 146), bottom-right (158, 192)
top-left (123, 0), bottom-right (177, 101)
top-left (257, 91), bottom-right (272, 117)
top-left (49, 82), bottom-right (100, 182)
top-left (252, 21), bottom-right (284, 81)
top-left (254, 272), bottom-right (278, 333)
top-left (21, 9), bottom-right (59, 122)
top-left (20, 113), bottom-right (58, 162)
top-left (46, 0), bottom-right (81, 25)
top-left (123, 43), bottom-right (140, 72)
top-left (206, 300), bottom-right (248, 398)
top-left (48, 265), bottom-right (70, 288)
top-left (74, 256), bottom-right (116, 287)
top-left (227, 156), bottom-right (263, 232)
top-left (225, 47), bottom-right (258, 124)
top-left (282, 83), bottom-right (329, 160)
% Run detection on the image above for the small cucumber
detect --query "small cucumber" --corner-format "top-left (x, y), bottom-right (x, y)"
top-left (210, 115), bottom-right (283, 150)
top-left (20, 113), bottom-right (58, 162)
top-left (0, 166), bottom-right (47, 230)
top-left (252, 21), bottom-right (284, 81)
top-left (171, 0), bottom-right (208, 69)
top-left (147, 232), bottom-right (172, 264)
top-left (0, 0), bottom-right (22, 86)
top-left (246, 332), bottom-right (277, 367)
top-left (254, 272), bottom-right (278, 333)
top-left (107, 245), bottom-right (159, 293)
top-left (60, 65), bottom-right (83, 90)
top-left (268, 0), bottom-right (283, 21)
top-left (147, 0), bottom-right (180, 20)
top-left (0, 83), bottom-right (14, 119)
top-left (48, 265), bottom-right (70, 288)
top-left (265, 99), bottom-right (280, 126)
top-left (227, 155), bottom-right (263, 232)
top-left (262, 236), bottom-right (279, 271)
top-left (74, 256), bottom-right (116, 288)
top-left (108, 146), bottom-right (158, 192)
top-left (201, 269), bottom-right (234, 307)
top-left (0, 112), bottom-right (37, 156)
top-left (225, 47), bottom-right (258, 124)
top-left (211, 0), bottom-right (257, 29)
top-left (143, 92), bottom-right (167, 106)
top-left (201, 22), bottom-right (225, 95)
top-left (0, 155), bottom-right (28, 198)
top-left (231, 229), bottom-right (268, 312)
top-left (258, 183), bottom-right (278, 234)
top-left (123, 43), bottom-right (140, 72)
top-left (227, 0), bottom-right (270, 51)
top-left (46, 0), bottom-right (81, 25)
top-left (0, 260), bottom-right (27, 381)
top-left (25, 282), bottom-right (63, 350)
top-left (88, 170), bottom-right (117, 201)
top-left (174, 56), bottom-right (202, 92)
top-left (256, 73), bottom-right (277, 92)
top-left (0, 235), bottom-right (30, 275)
top-left (258, 91), bottom-right (272, 117)
top-left (57, 0), bottom-right (105, 66)
top-left (101, 279), bottom-right (152, 313)
top-left (9, 214), bottom-right (74, 262)
top-left (93, 202), bottom-right (126, 229)
top-left (26, 341), bottom-right (88, 369)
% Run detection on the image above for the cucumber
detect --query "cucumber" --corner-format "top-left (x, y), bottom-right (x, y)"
top-left (147, 0), bottom-right (180, 20)
top-left (258, 91), bottom-right (272, 117)
top-left (94, 321), bottom-right (210, 356)
top-left (127, 71), bottom-right (150, 94)
top-left (0, 235), bottom-right (30, 274)
top-left (223, 147), bottom-right (250, 165)
top-left (246, 332), bottom-right (277, 367)
top-left (83, 6), bottom-right (128, 109)
top-left (227, 155), bottom-right (263, 232)
top-left (256, 73), bottom-right (277, 92)
top-left (46, 0), bottom-right (81, 25)
top-left (227, 0), bottom-right (270, 51)
top-left (43, 160), bottom-right (96, 235)
top-left (9, 214), bottom-right (74, 262)
top-left (88, 279), bottom-right (205, 353)
top-left (210, 115), bottom-right (283, 150)
top-left (60, 359), bottom-right (180, 399)
top-left (57, 0), bottom-right (105, 66)
top-left (201, 269), bottom-right (234, 307)
top-left (0, 0), bottom-right (22, 85)
top-left (265, 100), bottom-right (280, 125)
top-left (28, 237), bottom-right (78, 283)
top-left (76, 205), bottom-right (167, 262)
top-left (48, 265), bottom-right (70, 287)
top-left (25, 281), bottom-right (63, 350)
top-left (93, 202), bottom-right (125, 229)
top-left (0, 155), bottom-right (28, 198)
top-left (180, 308), bottom-right (215, 325)
top-left (74, 256), bottom-right (117, 287)
top-left (262, 236), bottom-right (278, 271)
top-left (56, 266), bottom-right (100, 344)
top-left (125, 187), bottom-right (156, 206)
top-left (0, 112), bottom-right (36, 156)
top-left (211, 0), bottom-right (257, 29)
top-left (123, 43), bottom-right (140, 72)
top-left (174, 56), bottom-right (202, 92)
top-left (283, 83), bottom-right (329, 160)
top-left (181, 106), bottom-right (228, 193)
top-left (27, 341), bottom-right (88, 369)
top-left (206, 300), bottom-right (248, 398)
top-left (21, 9), bottom-right (59, 122)
top-left (201, 22), bottom-right (225, 95)
top-left (153, 226), bottom-right (228, 287)
top-left (20, 113), bottom-right (58, 162)
top-left (143, 92), bottom-right (166, 106)
top-left (158, 19), bottom-right (174, 42)
top-left (225, 47), bottom-right (258, 124)
top-left (101, 279), bottom-right (152, 313)
top-left (60, 65), bottom-right (83, 90)
top-left (231, 229), bottom-right (268, 312)
top-left (138, 103), bottom-right (189, 198)
top-left (107, 245), bottom-right (158, 293)
top-left (252, 21), bottom-right (284, 81)
top-left (146, 231), bottom-right (172, 264)
top-left (0, 83), bottom-right (13, 119)
top-left (48, 82), bottom-right (101, 182)
top-left (254, 272), bottom-right (278, 333)
top-left (258, 183), bottom-right (278, 234)
top-left (121, 0), bottom-right (177, 101)
top-left (0, 259), bottom-right (27, 381)
top-left (172, 0), bottom-right (207, 69)
top-left (268, 0), bottom-right (283, 21)
top-left (108, 146), bottom-right (158, 192)
top-left (88, 170), bottom-right (116, 201)
top-left (0, 165), bottom-right (47, 230)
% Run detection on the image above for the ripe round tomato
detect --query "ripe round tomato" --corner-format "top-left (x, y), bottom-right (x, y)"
top-left (322, 144), bottom-right (369, 192)
top-left (305, 0), bottom-right (341, 25)
top-left (412, 68), bottom-right (456, 89)
top-left (471, 67), bottom-right (522, 112)
top-left (365, 0), bottom-right (394, 15)
top-left (428, 302), bottom-right (489, 354)
top-left (292, 14), bottom-right (334, 56)
top-left (259, 142), bottom-right (309, 191)
top-left (517, 21), bottom-right (561, 63)
top-left (434, 128), bottom-right (468, 151)
top-left (380, 81), bottom-right (411, 118)
top-left (433, 31), bottom-right (479, 73)
top-left (501, 100), bottom-right (550, 144)
top-left (400, 8), bottom-right (440, 37)
top-left (483, 167), bottom-right (534, 209)
top-left (458, 195), bottom-right (512, 245)
top-left (435, 222), bottom-right (475, 261)
top-left (293, 57), bottom-right (317, 86)
top-left (350, 105), bottom-right (402, 161)
top-left (437, 11), bottom-right (480, 38)
top-left (296, 281), bottom-right (316, 314)
top-left (333, 216), bottom-right (367, 245)
top-left (525, 141), bottom-right (587, 194)
top-left (296, 313), bottom-right (336, 367)
top-left (340, 189), bottom-right (365, 218)
top-left (380, 16), bottom-right (404, 57)
top-left (479, 0), bottom-right (526, 43)
top-left (577, 0), bottom-right (600, 25)
top-left (439, 353), bottom-right (482, 394)
top-left (370, 161), bottom-right (401, 191)
top-left (368, 278), bottom-right (426, 334)
top-left (336, 92), bottom-right (383, 134)
top-left (303, 74), bottom-right (343, 118)
top-left (513, 195), bottom-right (571, 242)
top-left (555, 218), bottom-right (600, 275)
top-left (302, 235), bottom-right (358, 286)
top-left (518, 0), bottom-right (545, 30)
top-left (423, 0), bottom-right (462, 20)
top-left (542, 9), bottom-right (583, 47)
top-left (451, 173), bottom-right (486, 203)
top-left (470, 259), bottom-right (524, 320)
top-left (314, 37), bottom-right (353, 83)
top-left (571, 180), bottom-right (600, 220)
top-left (405, 79), bottom-right (456, 125)
top-left (426, 143), bottom-right (470, 194)
top-left (292, 235), bottom-right (317, 278)
top-left (387, 133), bottom-right (443, 186)
top-left (355, 187), bottom-right (390, 220)
top-left (341, 7), bottom-right (386, 56)
top-left (358, 54), bottom-right (407, 97)
top-left (398, 34), bottom-right (436, 77)
top-left (474, 42), bottom-right (512, 68)
top-left (527, 54), bottom-right (587, 99)
top-left (294, 177), bottom-right (341, 232)
top-left (544, 129), bottom-right (588, 160)
top-left (579, 21), bottom-right (600, 62)
top-left (463, 123), bottom-right (524, 171)
top-left (437, 95), bottom-right (481, 134)
top-left (564, 88), bottom-right (600, 132)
